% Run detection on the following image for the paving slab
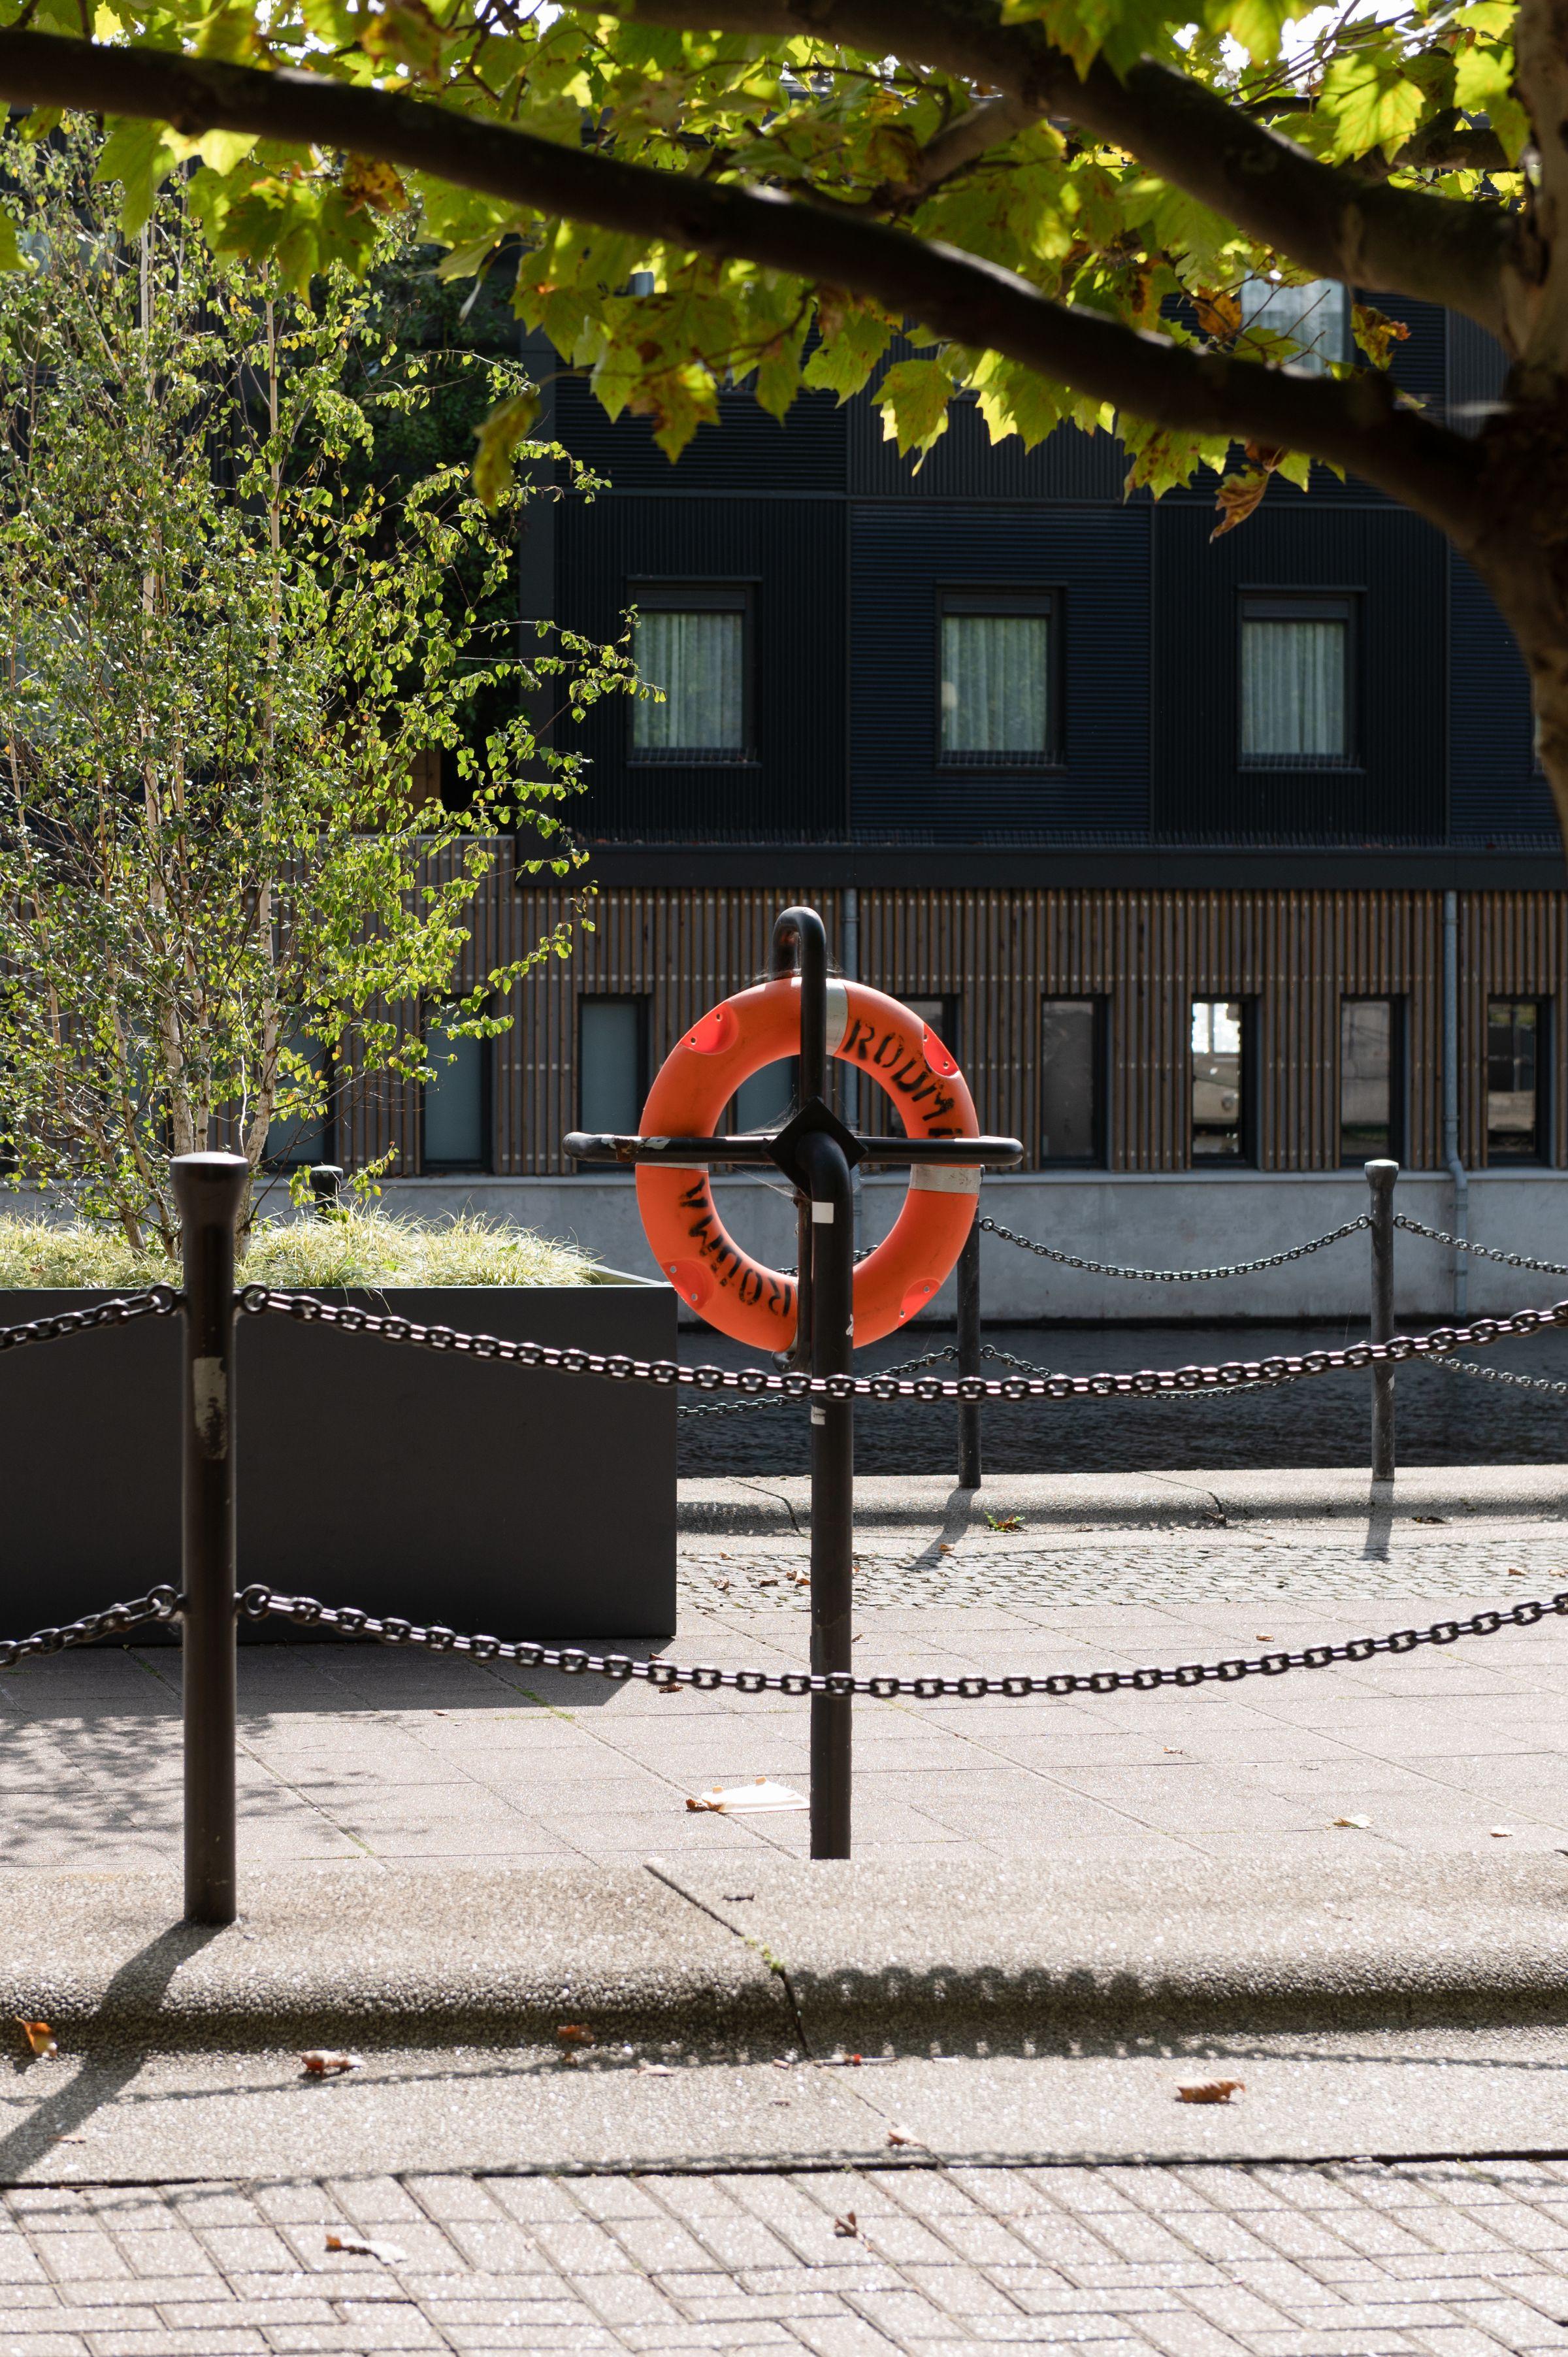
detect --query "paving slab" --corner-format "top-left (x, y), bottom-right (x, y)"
top-left (680, 1466), bottom-right (1568, 1533)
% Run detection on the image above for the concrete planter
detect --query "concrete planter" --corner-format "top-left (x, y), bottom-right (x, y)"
top-left (0, 1283), bottom-right (676, 1640)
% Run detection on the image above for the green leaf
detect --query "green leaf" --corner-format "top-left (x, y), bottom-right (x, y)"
top-left (0, 209), bottom-right (23, 275)
top-left (474, 391), bottom-right (542, 509)
top-left (875, 357), bottom-right (954, 457)
top-left (1317, 52), bottom-right (1428, 159)
top-left (1454, 42), bottom-right (1529, 162)
top-left (94, 118), bottom-right (181, 235)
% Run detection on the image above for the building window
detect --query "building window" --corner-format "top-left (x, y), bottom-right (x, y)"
top-left (265, 1027), bottom-right (332, 1167)
top-left (731, 1058), bottom-right (797, 1133)
top-left (939, 591), bottom-right (1058, 766)
top-left (1488, 998), bottom-right (1548, 1162)
top-left (1340, 998), bottom-right (1403, 1164)
top-left (1240, 595), bottom-right (1353, 767)
top-left (630, 585), bottom-right (748, 761)
top-left (1039, 999), bottom-right (1102, 1165)
top-left (421, 1015), bottom-right (490, 1172)
top-left (1191, 1000), bottom-right (1248, 1162)
top-left (578, 996), bottom-right (647, 1138)
top-left (1239, 278), bottom-right (1348, 374)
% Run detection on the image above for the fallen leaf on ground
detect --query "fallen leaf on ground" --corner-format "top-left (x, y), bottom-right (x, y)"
top-left (325, 2231), bottom-right (406, 2263)
top-left (1491, 1827), bottom-right (1513, 1838)
top-left (834, 2211), bottom-right (858, 2237)
top-left (984, 1513), bottom-right (1025, 1532)
top-left (638, 2060), bottom-right (674, 2075)
top-left (1332, 1815), bottom-right (1373, 1830)
top-left (1177, 2079), bottom-right (1244, 2104)
top-left (557, 2024), bottom-right (595, 2045)
top-left (687, 1779), bottom-right (808, 1814)
top-left (773, 2056), bottom-right (794, 2069)
top-left (1412, 1514), bottom-right (1447, 1525)
top-left (300, 2051), bottom-right (361, 2076)
top-left (714, 1578), bottom-right (731, 1592)
top-left (1255, 1635), bottom-right (1273, 1641)
top-left (14, 2019), bottom-right (56, 2058)
top-left (886, 2126), bottom-right (919, 2147)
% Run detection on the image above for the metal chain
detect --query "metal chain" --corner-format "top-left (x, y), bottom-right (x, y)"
top-left (977, 1212), bottom-right (1370, 1283)
top-left (0, 1585), bottom-right (182, 1671)
top-left (1392, 1215), bottom-right (1568, 1277)
top-left (238, 1581), bottom-right (1568, 1700)
top-left (975, 1343), bottom-right (1298, 1400)
top-left (1431, 1357), bottom-right (1568, 1398)
top-left (240, 1284), bottom-right (1564, 1403)
top-left (679, 1344), bottom-right (960, 1419)
top-left (0, 1287), bottom-right (176, 1353)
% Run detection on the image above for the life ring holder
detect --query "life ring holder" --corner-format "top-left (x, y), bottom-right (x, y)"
top-left (636, 976), bottom-right (981, 1351)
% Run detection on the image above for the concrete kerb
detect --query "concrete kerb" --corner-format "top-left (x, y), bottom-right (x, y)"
top-left (679, 1466), bottom-right (1568, 1533)
top-left (9, 1854), bottom-right (1568, 2056)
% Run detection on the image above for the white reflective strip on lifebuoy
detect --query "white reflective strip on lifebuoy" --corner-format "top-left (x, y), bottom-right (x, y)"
top-left (910, 1164), bottom-right (982, 1194)
top-left (826, 978), bottom-right (849, 1052)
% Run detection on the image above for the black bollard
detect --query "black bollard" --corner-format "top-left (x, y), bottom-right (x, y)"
top-left (173, 1151), bottom-right (250, 1925)
top-left (957, 1221), bottom-right (982, 1489)
top-left (1366, 1158), bottom-right (1398, 1484)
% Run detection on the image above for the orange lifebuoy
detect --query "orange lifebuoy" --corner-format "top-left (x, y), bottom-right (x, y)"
top-left (637, 977), bottom-right (980, 1351)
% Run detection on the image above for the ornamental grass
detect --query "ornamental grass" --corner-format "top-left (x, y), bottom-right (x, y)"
top-left (0, 1207), bottom-right (598, 1290)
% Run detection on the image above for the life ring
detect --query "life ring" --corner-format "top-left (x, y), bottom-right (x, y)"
top-left (637, 976), bottom-right (981, 1351)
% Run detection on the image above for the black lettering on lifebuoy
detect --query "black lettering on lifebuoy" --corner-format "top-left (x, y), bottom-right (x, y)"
top-left (738, 1266), bottom-right (763, 1307)
top-left (872, 1031), bottom-right (903, 1070)
top-left (890, 1059), bottom-right (936, 1104)
top-left (843, 1017), bottom-right (876, 1063)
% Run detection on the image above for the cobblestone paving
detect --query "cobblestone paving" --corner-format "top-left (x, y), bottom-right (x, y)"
top-left (10, 2156), bottom-right (1568, 2354)
top-left (678, 1524), bottom-right (1568, 1608)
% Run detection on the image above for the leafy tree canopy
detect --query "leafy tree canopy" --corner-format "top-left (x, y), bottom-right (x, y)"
top-left (0, 0), bottom-right (1559, 809)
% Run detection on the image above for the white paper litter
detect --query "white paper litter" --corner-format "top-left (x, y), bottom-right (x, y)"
top-left (687, 1779), bottom-right (809, 1815)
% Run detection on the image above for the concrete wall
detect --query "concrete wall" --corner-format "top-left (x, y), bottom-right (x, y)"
top-left (374, 1170), bottom-right (1568, 1327)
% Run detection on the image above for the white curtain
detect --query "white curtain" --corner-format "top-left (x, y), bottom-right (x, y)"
top-left (1242, 619), bottom-right (1346, 759)
top-left (1239, 278), bottom-right (1345, 373)
top-left (634, 610), bottom-right (744, 752)
top-left (941, 614), bottom-right (1048, 755)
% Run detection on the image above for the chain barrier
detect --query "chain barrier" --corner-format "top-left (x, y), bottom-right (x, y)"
top-left (237, 1581), bottom-right (1568, 1699)
top-left (678, 1343), bottom-right (960, 1419)
top-left (238, 1283), bottom-right (1565, 1403)
top-left (1392, 1215), bottom-right (1568, 1278)
top-left (976, 1212), bottom-right (1370, 1283)
top-left (0, 1287), bottom-right (176, 1354)
top-left (0, 1585), bottom-right (182, 1671)
top-left (1431, 1357), bottom-right (1568, 1398)
top-left (974, 1342), bottom-right (1299, 1401)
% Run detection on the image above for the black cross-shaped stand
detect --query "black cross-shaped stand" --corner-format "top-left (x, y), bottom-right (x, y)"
top-left (566, 906), bottom-right (1022, 1857)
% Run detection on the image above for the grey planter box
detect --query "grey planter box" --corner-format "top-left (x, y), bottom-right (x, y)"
top-left (0, 1285), bottom-right (676, 1640)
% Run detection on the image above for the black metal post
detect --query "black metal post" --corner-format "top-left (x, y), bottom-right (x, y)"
top-left (772, 908), bottom-right (829, 1376)
top-left (800, 1126), bottom-right (854, 1860)
top-left (173, 1151), bottom-right (249, 1926)
top-left (1367, 1158), bottom-right (1397, 1485)
top-left (957, 1219), bottom-right (982, 1490)
top-left (309, 1164), bottom-right (344, 1217)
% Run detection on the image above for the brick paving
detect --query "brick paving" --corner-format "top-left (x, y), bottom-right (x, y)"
top-left (7, 2157), bottom-right (1568, 2354)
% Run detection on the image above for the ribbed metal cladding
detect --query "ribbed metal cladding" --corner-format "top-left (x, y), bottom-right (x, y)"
top-left (359, 877), bottom-right (1568, 1179)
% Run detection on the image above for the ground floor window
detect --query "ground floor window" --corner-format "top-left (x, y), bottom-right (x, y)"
top-left (578, 997), bottom-right (647, 1140)
top-left (1039, 998), bottom-right (1102, 1164)
top-left (1191, 1000), bottom-right (1247, 1161)
top-left (1339, 998), bottom-right (1402, 1164)
top-left (421, 1015), bottom-right (490, 1172)
top-left (730, 1057), bottom-right (797, 1133)
top-left (265, 1026), bottom-right (332, 1168)
top-left (1488, 997), bottom-right (1548, 1161)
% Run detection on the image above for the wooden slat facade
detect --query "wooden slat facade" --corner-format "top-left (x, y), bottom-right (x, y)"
top-left (345, 877), bottom-right (1568, 1177)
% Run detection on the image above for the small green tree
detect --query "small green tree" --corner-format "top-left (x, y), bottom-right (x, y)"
top-left (0, 127), bottom-right (638, 1256)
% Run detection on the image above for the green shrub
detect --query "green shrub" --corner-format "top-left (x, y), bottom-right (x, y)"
top-left (0, 1210), bottom-right (598, 1291)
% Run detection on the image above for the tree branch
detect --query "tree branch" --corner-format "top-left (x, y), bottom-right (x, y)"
top-left (621, 0), bottom-right (1522, 338)
top-left (0, 29), bottom-right (1486, 541)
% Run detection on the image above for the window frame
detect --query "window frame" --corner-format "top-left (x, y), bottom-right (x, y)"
top-left (1337, 995), bottom-right (1406, 1168)
top-left (1188, 997), bottom-right (1256, 1169)
top-left (935, 587), bottom-right (1064, 772)
top-left (419, 1002), bottom-right (493, 1176)
top-left (626, 580), bottom-right (757, 767)
top-left (1486, 995), bottom-right (1552, 1166)
top-left (1237, 590), bottom-right (1360, 772)
top-left (1038, 995), bottom-right (1106, 1168)
top-left (576, 993), bottom-right (650, 1146)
